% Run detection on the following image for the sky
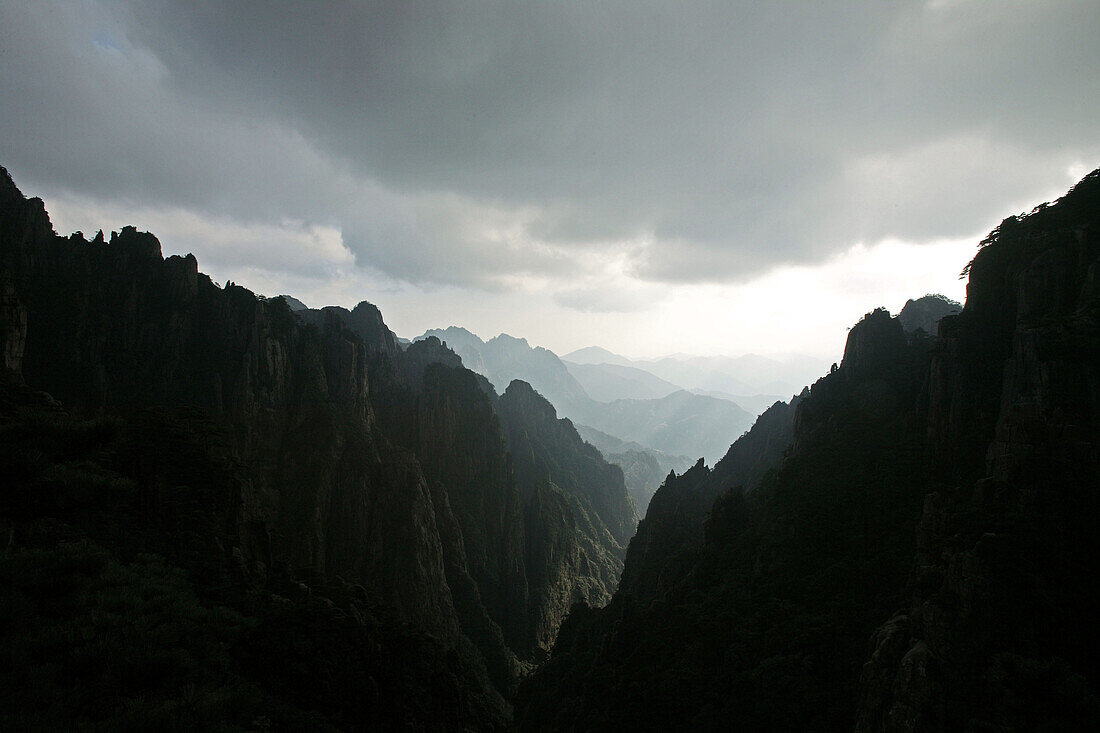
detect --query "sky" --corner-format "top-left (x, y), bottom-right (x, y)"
top-left (2, 1), bottom-right (1098, 361)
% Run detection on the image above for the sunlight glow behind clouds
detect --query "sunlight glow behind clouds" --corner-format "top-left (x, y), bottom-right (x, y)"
top-left (3, 0), bottom-right (1098, 364)
top-left (38, 184), bottom-right (979, 362)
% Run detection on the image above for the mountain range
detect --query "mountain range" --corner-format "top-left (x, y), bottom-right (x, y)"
top-left (417, 326), bottom-right (757, 492)
top-left (563, 346), bottom-right (829, 399)
top-left (3, 160), bottom-right (1098, 731)
top-left (0, 165), bottom-right (635, 729)
top-left (516, 169), bottom-right (1100, 730)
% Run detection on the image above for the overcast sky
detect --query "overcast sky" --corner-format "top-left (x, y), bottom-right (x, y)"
top-left (2, 1), bottom-right (1098, 360)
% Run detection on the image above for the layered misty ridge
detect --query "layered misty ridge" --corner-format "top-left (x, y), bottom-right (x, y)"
top-left (516, 171), bottom-right (1100, 730)
top-left (413, 326), bottom-right (820, 511)
top-left (0, 166), bottom-right (636, 729)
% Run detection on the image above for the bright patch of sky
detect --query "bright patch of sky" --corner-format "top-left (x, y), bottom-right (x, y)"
top-left (4, 0), bottom-right (1099, 364)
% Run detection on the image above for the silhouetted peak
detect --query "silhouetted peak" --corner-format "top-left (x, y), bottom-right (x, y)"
top-left (109, 225), bottom-right (163, 260)
top-left (407, 334), bottom-right (458, 362)
top-left (276, 294), bottom-right (309, 311)
top-left (489, 333), bottom-right (529, 348)
top-left (898, 294), bottom-right (961, 336)
top-left (351, 300), bottom-right (383, 318)
top-left (675, 457), bottom-right (709, 484)
top-left (501, 379), bottom-right (557, 421)
top-left (297, 300), bottom-right (398, 353)
top-left (0, 167), bottom-right (53, 239)
top-left (423, 325), bottom-right (484, 343)
top-left (841, 307), bottom-right (905, 376)
top-left (0, 166), bottom-right (17, 198)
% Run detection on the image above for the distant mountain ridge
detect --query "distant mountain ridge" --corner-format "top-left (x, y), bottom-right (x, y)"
top-left (897, 292), bottom-right (962, 335)
top-left (561, 345), bottom-right (635, 367)
top-left (420, 327), bottom-right (590, 417)
top-left (562, 346), bottom-right (828, 399)
top-left (415, 328), bottom-right (756, 465)
top-left (580, 390), bottom-right (753, 467)
top-left (561, 361), bottom-right (681, 401)
top-left (573, 424), bottom-right (693, 513)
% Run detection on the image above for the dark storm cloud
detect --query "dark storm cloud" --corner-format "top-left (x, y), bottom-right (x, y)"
top-left (2, 0), bottom-right (1098, 290)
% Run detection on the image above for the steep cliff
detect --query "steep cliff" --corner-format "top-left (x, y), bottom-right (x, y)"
top-left (0, 371), bottom-right (507, 731)
top-left (856, 171), bottom-right (1100, 731)
top-left (0, 164), bottom-right (636, 727)
top-left (517, 170), bottom-right (1100, 730)
top-left (496, 380), bottom-right (637, 656)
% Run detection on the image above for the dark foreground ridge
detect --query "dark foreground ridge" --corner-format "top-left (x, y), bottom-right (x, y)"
top-left (0, 166), bottom-right (635, 730)
top-left (516, 170), bottom-right (1100, 730)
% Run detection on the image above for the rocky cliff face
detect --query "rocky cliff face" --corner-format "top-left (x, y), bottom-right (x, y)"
top-left (517, 170), bottom-right (1100, 730)
top-left (515, 304), bottom-right (942, 730)
top-left (0, 165), bottom-right (638, 725)
top-left (856, 171), bottom-right (1100, 732)
top-left (496, 380), bottom-right (637, 656)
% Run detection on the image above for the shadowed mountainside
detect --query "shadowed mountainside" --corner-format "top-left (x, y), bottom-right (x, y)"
top-left (516, 169), bottom-right (1100, 731)
top-left (0, 166), bottom-right (634, 729)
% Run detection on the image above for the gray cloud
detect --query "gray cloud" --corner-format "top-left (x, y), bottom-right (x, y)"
top-left (2, 0), bottom-right (1098, 293)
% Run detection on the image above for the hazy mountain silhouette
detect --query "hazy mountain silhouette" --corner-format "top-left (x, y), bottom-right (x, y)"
top-left (576, 390), bottom-right (754, 466)
top-left (562, 360), bottom-right (682, 401)
top-left (897, 292), bottom-right (962, 335)
top-left (573, 424), bottom-right (693, 513)
top-left (564, 345), bottom-right (828, 403)
top-left (275, 293), bottom-right (309, 311)
top-left (561, 345), bottom-right (636, 367)
top-left (418, 328), bottom-right (756, 475)
top-left (419, 327), bottom-right (591, 417)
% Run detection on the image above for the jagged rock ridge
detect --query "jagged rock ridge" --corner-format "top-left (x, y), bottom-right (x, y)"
top-left (0, 165), bottom-right (635, 728)
top-left (515, 169), bottom-right (1100, 731)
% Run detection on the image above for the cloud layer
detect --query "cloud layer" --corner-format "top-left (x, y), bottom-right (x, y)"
top-left (2, 1), bottom-right (1098, 315)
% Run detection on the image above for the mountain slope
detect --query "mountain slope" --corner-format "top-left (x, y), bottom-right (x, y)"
top-left (0, 165), bottom-right (635, 727)
top-left (496, 380), bottom-right (637, 656)
top-left (516, 169), bottom-right (1100, 731)
top-left (576, 389), bottom-right (755, 465)
top-left (562, 360), bottom-right (682, 401)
